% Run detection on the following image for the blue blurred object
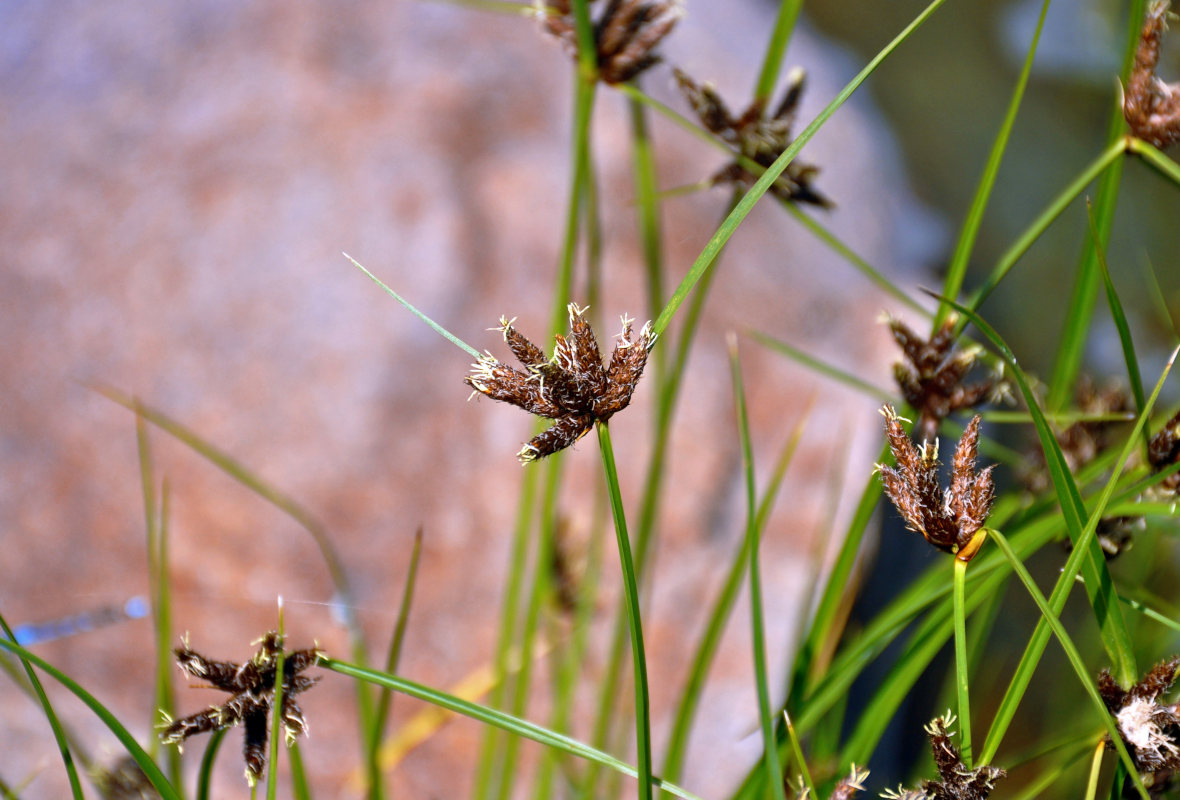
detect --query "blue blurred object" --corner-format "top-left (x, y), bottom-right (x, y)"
top-left (5, 596), bottom-right (149, 646)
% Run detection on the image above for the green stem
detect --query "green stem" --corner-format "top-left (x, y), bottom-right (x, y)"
top-left (952, 557), bottom-right (972, 768)
top-left (265, 602), bottom-right (287, 800)
top-left (935, 0), bottom-right (1052, 327)
top-left (986, 530), bottom-right (1149, 800)
top-left (0, 613), bottom-right (84, 800)
top-left (752, 0), bottom-right (804, 103)
top-left (367, 528), bottom-right (423, 798)
top-left (729, 339), bottom-right (787, 800)
top-left (596, 422), bottom-right (653, 800)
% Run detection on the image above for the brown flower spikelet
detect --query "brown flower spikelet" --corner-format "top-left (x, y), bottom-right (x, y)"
top-left (1124, 0), bottom-right (1180, 148)
top-left (674, 67), bottom-right (832, 208)
top-left (1148, 407), bottom-right (1180, 493)
top-left (877, 405), bottom-right (995, 562)
top-left (1021, 375), bottom-right (1130, 494)
top-left (887, 315), bottom-right (1001, 443)
top-left (160, 631), bottom-right (324, 785)
top-left (537, 0), bottom-right (682, 84)
top-left (1098, 657), bottom-right (1180, 788)
top-left (465, 303), bottom-right (656, 462)
top-left (921, 715), bottom-right (1005, 800)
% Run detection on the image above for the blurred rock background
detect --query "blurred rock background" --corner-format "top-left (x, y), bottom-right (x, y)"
top-left (2, 0), bottom-right (1174, 797)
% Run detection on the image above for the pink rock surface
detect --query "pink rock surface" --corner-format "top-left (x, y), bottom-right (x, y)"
top-left (0, 1), bottom-right (938, 796)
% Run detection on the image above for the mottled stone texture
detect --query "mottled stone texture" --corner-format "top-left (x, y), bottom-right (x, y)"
top-left (0, 1), bottom-right (933, 796)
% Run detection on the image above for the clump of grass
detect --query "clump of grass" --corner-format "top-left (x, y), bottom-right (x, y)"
top-left (7, 1), bottom-right (1180, 798)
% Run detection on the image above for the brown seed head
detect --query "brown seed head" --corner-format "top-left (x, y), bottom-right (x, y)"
top-left (1098, 657), bottom-right (1180, 783)
top-left (1148, 407), bottom-right (1180, 493)
top-left (465, 304), bottom-right (656, 462)
top-left (536, 0), bottom-right (682, 84)
top-left (1125, 1), bottom-right (1180, 148)
top-left (886, 314), bottom-right (1004, 443)
top-left (876, 406), bottom-right (994, 562)
top-left (674, 66), bottom-right (832, 208)
top-left (160, 631), bottom-right (325, 785)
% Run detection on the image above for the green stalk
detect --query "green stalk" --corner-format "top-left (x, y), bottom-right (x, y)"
top-left (987, 530), bottom-right (1148, 800)
top-left (0, 637), bottom-right (181, 800)
top-left (1047, 0), bottom-right (1147, 410)
top-left (493, 457), bottom-right (561, 800)
top-left (0, 613), bottom-right (84, 800)
top-left (977, 345), bottom-right (1178, 764)
top-left (290, 741), bottom-right (311, 800)
top-left (585, 197), bottom-right (738, 798)
top-left (195, 729), bottom-right (228, 800)
top-left (596, 422), bottom-right (653, 800)
top-left (935, 0), bottom-right (1052, 326)
top-left (1129, 136), bottom-right (1180, 186)
top-left (752, 0), bottom-right (804, 104)
top-left (952, 557), bottom-right (972, 767)
top-left (265, 601), bottom-right (287, 800)
top-left (157, 482), bottom-right (182, 789)
top-left (367, 528), bottom-right (423, 798)
top-left (628, 95), bottom-right (665, 379)
top-left (1084, 739), bottom-right (1106, 800)
top-left (473, 465), bottom-right (540, 800)
top-left (728, 338), bottom-right (787, 800)
top-left (617, 84), bottom-right (923, 314)
top-left (324, 659), bottom-right (704, 800)
top-left (661, 405), bottom-right (807, 783)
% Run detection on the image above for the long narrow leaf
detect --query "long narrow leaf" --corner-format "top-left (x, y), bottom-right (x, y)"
top-left (987, 530), bottom-right (1148, 800)
top-left (0, 614), bottom-right (84, 800)
top-left (931, 294), bottom-right (1138, 682)
top-left (0, 638), bottom-right (181, 800)
top-left (321, 660), bottom-right (705, 800)
top-left (937, 0), bottom-right (1052, 325)
top-left (728, 337), bottom-right (787, 800)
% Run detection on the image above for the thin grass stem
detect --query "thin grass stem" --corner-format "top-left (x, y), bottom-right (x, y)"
top-left (0, 613), bottom-right (84, 800)
top-left (265, 599), bottom-right (287, 800)
top-left (965, 139), bottom-right (1127, 315)
top-left (952, 557), bottom-right (973, 768)
top-left (936, 0), bottom-right (1051, 326)
top-left (986, 529), bottom-right (1149, 800)
top-left (196, 729), bottom-right (228, 800)
top-left (752, 0), bottom-right (803, 103)
top-left (0, 638), bottom-right (181, 800)
top-left (728, 337), bottom-right (787, 800)
top-left (595, 422), bottom-right (653, 800)
top-left (1084, 738), bottom-right (1106, 800)
top-left (367, 528), bottom-right (423, 799)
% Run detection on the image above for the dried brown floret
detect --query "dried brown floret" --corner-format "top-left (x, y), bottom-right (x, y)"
top-left (920, 715), bottom-right (1005, 800)
top-left (1021, 376), bottom-right (1131, 493)
top-left (886, 315), bottom-right (1004, 444)
top-left (791, 765), bottom-right (868, 800)
top-left (674, 67), bottom-right (831, 208)
top-left (466, 304), bottom-right (656, 462)
top-left (876, 405), bottom-right (995, 562)
top-left (159, 631), bottom-right (324, 786)
top-left (1148, 407), bottom-right (1180, 493)
top-left (93, 756), bottom-right (160, 799)
top-left (537, 0), bottom-right (682, 84)
top-left (1124, 1), bottom-right (1180, 148)
top-left (884, 714), bottom-right (1003, 800)
top-left (1098, 657), bottom-right (1180, 790)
